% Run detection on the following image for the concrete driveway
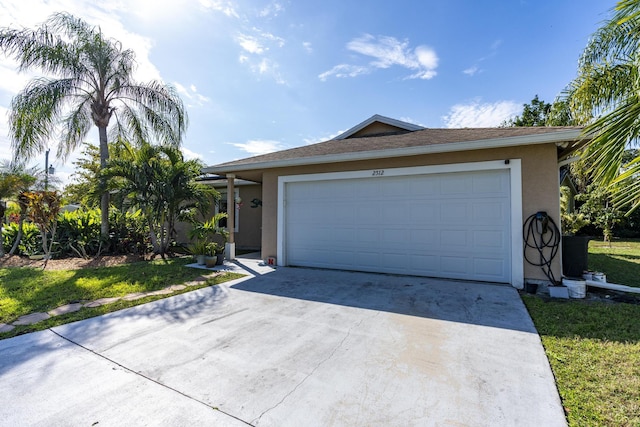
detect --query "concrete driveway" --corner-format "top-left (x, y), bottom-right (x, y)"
top-left (0, 257), bottom-right (566, 426)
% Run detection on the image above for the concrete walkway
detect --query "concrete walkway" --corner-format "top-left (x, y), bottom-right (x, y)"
top-left (0, 257), bottom-right (566, 426)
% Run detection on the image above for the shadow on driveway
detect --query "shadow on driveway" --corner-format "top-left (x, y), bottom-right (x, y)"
top-left (231, 265), bottom-right (536, 334)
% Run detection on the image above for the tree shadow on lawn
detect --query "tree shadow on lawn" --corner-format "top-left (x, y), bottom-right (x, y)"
top-left (522, 295), bottom-right (640, 344)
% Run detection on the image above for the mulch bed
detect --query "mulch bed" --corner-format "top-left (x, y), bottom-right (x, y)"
top-left (0, 254), bottom-right (155, 270)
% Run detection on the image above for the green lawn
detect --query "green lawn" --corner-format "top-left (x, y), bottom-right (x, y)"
top-left (0, 257), bottom-right (244, 339)
top-left (523, 297), bottom-right (640, 426)
top-left (522, 238), bottom-right (640, 426)
top-left (588, 238), bottom-right (640, 287)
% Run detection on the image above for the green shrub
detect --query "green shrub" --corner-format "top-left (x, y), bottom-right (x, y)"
top-left (56, 208), bottom-right (102, 257)
top-left (2, 207), bottom-right (153, 258)
top-left (2, 221), bottom-right (42, 256)
top-left (108, 209), bottom-right (151, 255)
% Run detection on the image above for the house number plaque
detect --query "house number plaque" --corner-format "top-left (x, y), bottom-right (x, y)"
top-left (372, 170), bottom-right (385, 176)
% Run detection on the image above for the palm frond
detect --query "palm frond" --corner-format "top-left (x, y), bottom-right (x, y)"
top-left (9, 77), bottom-right (82, 160)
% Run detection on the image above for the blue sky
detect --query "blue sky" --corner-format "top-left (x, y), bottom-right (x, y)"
top-left (0, 0), bottom-right (612, 185)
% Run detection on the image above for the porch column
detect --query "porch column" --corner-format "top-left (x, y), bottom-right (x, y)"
top-left (225, 174), bottom-right (236, 260)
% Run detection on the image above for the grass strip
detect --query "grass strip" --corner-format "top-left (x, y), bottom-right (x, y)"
top-left (523, 295), bottom-right (640, 426)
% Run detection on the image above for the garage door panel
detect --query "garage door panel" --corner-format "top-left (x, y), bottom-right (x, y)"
top-left (357, 228), bottom-right (379, 242)
top-left (409, 179), bottom-right (438, 196)
top-left (285, 169), bottom-right (511, 283)
top-left (472, 229), bottom-right (508, 249)
top-left (356, 205), bottom-right (380, 224)
top-left (441, 256), bottom-right (470, 275)
top-left (408, 203), bottom-right (438, 222)
top-left (472, 201), bottom-right (508, 224)
top-left (380, 179), bottom-right (407, 197)
top-left (441, 231), bottom-right (468, 249)
top-left (474, 258), bottom-right (506, 278)
top-left (440, 201), bottom-right (468, 222)
top-left (440, 175), bottom-right (469, 194)
top-left (409, 229), bottom-right (439, 248)
top-left (354, 251), bottom-right (380, 268)
top-left (332, 227), bottom-right (357, 243)
top-left (473, 172), bottom-right (507, 194)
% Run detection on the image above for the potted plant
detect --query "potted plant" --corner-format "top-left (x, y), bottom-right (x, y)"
top-left (560, 186), bottom-right (591, 277)
top-left (204, 242), bottom-right (223, 268)
top-left (189, 240), bottom-right (209, 265)
top-left (188, 213), bottom-right (228, 266)
top-left (213, 242), bottom-right (225, 265)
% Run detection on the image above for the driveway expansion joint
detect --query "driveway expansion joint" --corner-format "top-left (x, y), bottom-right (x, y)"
top-left (47, 328), bottom-right (254, 426)
top-left (251, 318), bottom-right (364, 425)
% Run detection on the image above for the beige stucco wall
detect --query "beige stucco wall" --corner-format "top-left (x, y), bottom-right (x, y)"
top-left (257, 143), bottom-right (561, 283)
top-left (235, 185), bottom-right (262, 249)
top-left (174, 184), bottom-right (262, 250)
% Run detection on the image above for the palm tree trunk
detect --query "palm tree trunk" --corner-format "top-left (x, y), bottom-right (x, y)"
top-left (99, 125), bottom-right (110, 243)
top-left (9, 207), bottom-right (26, 255)
top-left (0, 224), bottom-right (4, 257)
top-left (0, 202), bottom-right (5, 256)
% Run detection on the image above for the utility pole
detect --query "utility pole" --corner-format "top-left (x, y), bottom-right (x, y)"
top-left (45, 148), bottom-right (50, 191)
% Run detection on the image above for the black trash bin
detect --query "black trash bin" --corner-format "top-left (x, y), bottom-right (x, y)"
top-left (562, 235), bottom-right (590, 277)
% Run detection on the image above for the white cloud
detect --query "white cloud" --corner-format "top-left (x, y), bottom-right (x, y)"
top-left (231, 139), bottom-right (284, 155)
top-left (463, 65), bottom-right (479, 76)
top-left (174, 82), bottom-right (210, 107)
top-left (463, 39), bottom-right (502, 77)
top-left (234, 28), bottom-right (286, 84)
top-left (258, 2), bottom-right (284, 18)
top-left (199, 0), bottom-right (239, 18)
top-left (442, 100), bottom-right (521, 128)
top-left (182, 146), bottom-right (203, 160)
top-left (236, 30), bottom-right (284, 54)
top-left (409, 45), bottom-right (438, 79)
top-left (240, 55), bottom-right (286, 85)
top-left (0, 1), bottom-right (163, 86)
top-left (399, 117), bottom-right (425, 127)
top-left (303, 130), bottom-right (345, 145)
top-left (256, 29), bottom-right (285, 48)
top-left (303, 42), bottom-right (313, 54)
top-left (319, 64), bottom-right (369, 81)
top-left (237, 34), bottom-right (265, 54)
top-left (321, 34), bottom-right (438, 81)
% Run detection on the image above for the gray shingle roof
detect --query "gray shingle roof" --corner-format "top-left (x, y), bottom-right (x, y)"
top-left (211, 126), bottom-right (584, 169)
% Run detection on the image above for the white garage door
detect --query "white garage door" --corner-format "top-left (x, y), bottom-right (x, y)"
top-left (284, 169), bottom-right (511, 283)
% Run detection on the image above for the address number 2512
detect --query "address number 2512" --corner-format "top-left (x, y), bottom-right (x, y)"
top-left (372, 170), bottom-right (385, 176)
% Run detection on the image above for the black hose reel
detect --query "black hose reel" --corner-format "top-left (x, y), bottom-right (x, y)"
top-left (523, 211), bottom-right (561, 286)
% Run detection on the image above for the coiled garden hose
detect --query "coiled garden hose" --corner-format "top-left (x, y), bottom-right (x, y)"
top-left (523, 211), bottom-right (561, 285)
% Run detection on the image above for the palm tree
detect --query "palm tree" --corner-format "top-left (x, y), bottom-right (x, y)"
top-left (104, 140), bottom-right (215, 256)
top-left (566, 0), bottom-right (640, 211)
top-left (0, 12), bottom-right (188, 240)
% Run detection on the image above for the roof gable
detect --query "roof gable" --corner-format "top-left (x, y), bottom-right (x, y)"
top-left (333, 114), bottom-right (425, 140)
